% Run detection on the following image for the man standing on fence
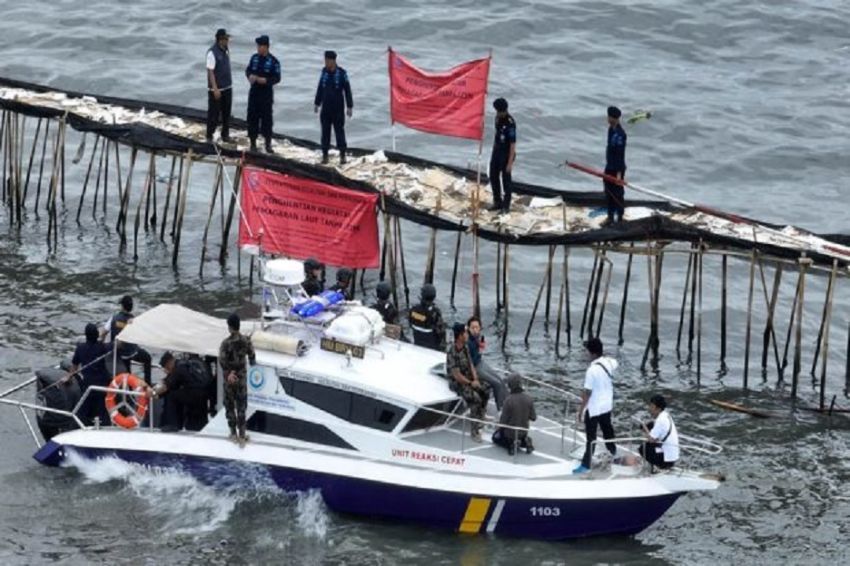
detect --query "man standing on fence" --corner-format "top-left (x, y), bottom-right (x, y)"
top-left (602, 105), bottom-right (627, 225)
top-left (206, 28), bottom-right (233, 144)
top-left (246, 35), bottom-right (281, 154)
top-left (314, 50), bottom-right (353, 165)
top-left (488, 97), bottom-right (516, 214)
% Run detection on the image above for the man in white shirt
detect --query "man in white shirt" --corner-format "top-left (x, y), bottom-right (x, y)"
top-left (574, 337), bottom-right (618, 474)
top-left (639, 394), bottom-right (679, 470)
top-left (206, 28), bottom-right (233, 143)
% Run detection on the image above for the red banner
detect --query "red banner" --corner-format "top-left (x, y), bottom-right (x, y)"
top-left (238, 167), bottom-right (380, 268)
top-left (389, 48), bottom-right (490, 141)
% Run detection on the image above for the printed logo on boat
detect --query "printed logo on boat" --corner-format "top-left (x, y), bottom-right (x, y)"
top-left (248, 366), bottom-right (265, 390)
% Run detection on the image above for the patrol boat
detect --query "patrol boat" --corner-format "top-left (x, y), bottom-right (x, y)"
top-left (1, 259), bottom-right (723, 540)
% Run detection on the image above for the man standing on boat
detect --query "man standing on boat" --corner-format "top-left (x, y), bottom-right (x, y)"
top-left (103, 295), bottom-right (152, 385)
top-left (488, 97), bottom-right (516, 214)
top-left (602, 105), bottom-right (627, 226)
top-left (219, 313), bottom-right (256, 446)
top-left (314, 50), bottom-right (353, 165)
top-left (409, 284), bottom-right (446, 351)
top-left (245, 35), bottom-right (281, 153)
top-left (370, 281), bottom-right (398, 325)
top-left (574, 337), bottom-right (618, 473)
top-left (446, 323), bottom-right (491, 442)
top-left (206, 28), bottom-right (233, 144)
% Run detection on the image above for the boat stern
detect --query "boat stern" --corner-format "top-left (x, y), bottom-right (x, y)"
top-left (33, 439), bottom-right (65, 467)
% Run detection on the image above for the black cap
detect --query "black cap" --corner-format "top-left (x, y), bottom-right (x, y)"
top-left (493, 98), bottom-right (508, 112)
top-left (584, 337), bottom-right (603, 356)
top-left (452, 322), bottom-right (467, 339)
top-left (159, 351), bottom-right (175, 368)
top-left (336, 267), bottom-right (353, 283)
top-left (649, 394), bottom-right (667, 410)
top-left (85, 323), bottom-right (99, 343)
top-left (324, 50), bottom-right (337, 60)
top-left (420, 283), bottom-right (436, 302)
top-left (607, 106), bottom-right (622, 119)
top-left (120, 295), bottom-right (133, 312)
top-left (255, 35), bottom-right (270, 46)
top-left (215, 28), bottom-right (229, 40)
top-left (376, 281), bottom-right (391, 300)
top-left (304, 257), bottom-right (323, 272)
top-left (227, 313), bottom-right (241, 331)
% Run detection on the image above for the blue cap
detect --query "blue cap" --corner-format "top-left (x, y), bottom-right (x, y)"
top-left (255, 35), bottom-right (270, 46)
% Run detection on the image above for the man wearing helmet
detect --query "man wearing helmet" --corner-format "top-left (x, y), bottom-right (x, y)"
top-left (370, 281), bottom-right (398, 325)
top-left (408, 283), bottom-right (446, 351)
top-left (301, 257), bottom-right (324, 297)
top-left (329, 267), bottom-right (354, 300)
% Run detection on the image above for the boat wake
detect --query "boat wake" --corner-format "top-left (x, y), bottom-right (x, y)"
top-left (61, 450), bottom-right (331, 538)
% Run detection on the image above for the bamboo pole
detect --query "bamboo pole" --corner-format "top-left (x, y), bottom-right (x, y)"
top-left (720, 253), bottom-right (728, 365)
top-left (792, 254), bottom-right (812, 397)
top-left (160, 155), bottom-right (177, 242)
top-left (423, 193), bottom-right (441, 285)
top-left (199, 163), bottom-right (223, 276)
top-left (132, 152), bottom-right (155, 261)
top-left (144, 152), bottom-right (156, 231)
top-left (13, 115), bottom-right (24, 225)
top-left (676, 251), bottom-right (693, 358)
top-left (1, 112), bottom-right (8, 207)
top-left (91, 135), bottom-right (106, 220)
top-left (762, 263), bottom-right (783, 377)
top-left (595, 253), bottom-right (614, 340)
top-left (696, 245), bottom-right (703, 382)
top-left (46, 122), bottom-right (62, 250)
top-left (450, 229), bottom-right (462, 309)
top-left (117, 146), bottom-right (138, 248)
top-left (618, 244), bottom-right (634, 345)
top-left (525, 246), bottom-right (555, 345)
top-left (555, 246), bottom-right (567, 356)
top-left (394, 216), bottom-right (410, 310)
top-left (652, 250), bottom-right (664, 366)
top-left (687, 243), bottom-right (697, 356)
top-left (75, 135), bottom-right (101, 223)
top-left (743, 250), bottom-right (756, 388)
top-left (501, 243), bottom-right (510, 350)
top-left (34, 120), bottom-right (50, 216)
top-left (59, 118), bottom-right (66, 204)
top-left (387, 213), bottom-right (399, 310)
top-left (845, 321), bottom-right (849, 395)
top-left (640, 247), bottom-right (658, 371)
top-left (810, 262), bottom-right (836, 377)
top-left (495, 241), bottom-right (502, 312)
top-left (170, 155), bottom-right (184, 239)
top-left (587, 249), bottom-right (606, 340)
top-left (818, 259), bottom-right (838, 410)
top-left (472, 223), bottom-right (480, 320)
top-left (172, 150), bottom-right (194, 267)
top-left (580, 250), bottom-right (599, 340)
top-left (220, 164), bottom-right (242, 264)
top-left (544, 245), bottom-right (554, 327)
top-left (781, 275), bottom-right (801, 376)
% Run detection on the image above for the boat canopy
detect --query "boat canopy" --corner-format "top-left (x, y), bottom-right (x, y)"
top-left (116, 303), bottom-right (230, 358)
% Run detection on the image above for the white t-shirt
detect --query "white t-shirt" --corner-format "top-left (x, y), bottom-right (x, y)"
top-left (649, 409), bottom-right (679, 462)
top-left (582, 357), bottom-right (617, 417)
top-left (206, 50), bottom-right (216, 70)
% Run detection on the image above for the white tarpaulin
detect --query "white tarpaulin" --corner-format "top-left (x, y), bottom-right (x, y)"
top-left (116, 304), bottom-right (229, 357)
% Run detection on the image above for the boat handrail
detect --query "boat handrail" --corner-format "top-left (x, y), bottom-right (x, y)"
top-left (589, 435), bottom-right (723, 456)
top-left (492, 368), bottom-right (582, 403)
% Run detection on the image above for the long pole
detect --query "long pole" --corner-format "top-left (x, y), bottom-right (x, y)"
top-left (743, 250), bottom-right (756, 388)
top-left (720, 253), bottom-right (728, 366)
top-left (618, 244), bottom-right (634, 345)
top-left (76, 135), bottom-right (101, 223)
top-left (450, 229), bottom-right (462, 309)
top-left (676, 250), bottom-right (693, 358)
top-left (818, 259), bottom-right (838, 410)
top-left (792, 254), bottom-right (811, 398)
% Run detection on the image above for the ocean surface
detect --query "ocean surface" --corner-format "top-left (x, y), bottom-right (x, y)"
top-left (1, 0), bottom-right (848, 564)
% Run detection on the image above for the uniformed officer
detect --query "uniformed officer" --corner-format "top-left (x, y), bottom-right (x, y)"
top-left (329, 267), bottom-right (354, 300)
top-left (153, 352), bottom-right (210, 432)
top-left (301, 257), bottom-right (324, 297)
top-left (408, 284), bottom-right (446, 351)
top-left (488, 97), bottom-right (517, 213)
top-left (603, 105), bottom-right (627, 225)
top-left (206, 28), bottom-right (233, 143)
top-left (64, 323), bottom-right (112, 426)
top-left (314, 50), bottom-right (353, 165)
top-left (218, 313), bottom-right (256, 446)
top-left (370, 281), bottom-right (398, 325)
top-left (245, 35), bottom-right (281, 154)
top-left (103, 295), bottom-right (152, 385)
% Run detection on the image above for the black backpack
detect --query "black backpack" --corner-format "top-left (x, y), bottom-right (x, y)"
top-left (180, 358), bottom-right (213, 389)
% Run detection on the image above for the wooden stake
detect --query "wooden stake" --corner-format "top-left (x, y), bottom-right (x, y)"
top-left (595, 252), bottom-right (614, 340)
top-left (59, 118), bottom-right (66, 204)
top-left (75, 135), bottom-right (101, 223)
top-left (199, 163), bottom-right (223, 275)
top-left (580, 250), bottom-right (599, 340)
top-left (172, 150), bottom-right (194, 267)
top-left (394, 216), bottom-right (410, 309)
top-left (132, 152), bottom-right (155, 261)
top-left (781, 274), bottom-right (801, 376)
top-left (687, 243), bottom-right (698, 356)
top-left (160, 155), bottom-right (177, 242)
top-left (220, 164), bottom-right (242, 265)
top-left (818, 259), bottom-right (838, 410)
top-left (117, 147), bottom-right (138, 248)
top-left (170, 156), bottom-right (184, 240)
top-left (495, 240), bottom-right (502, 312)
top-left (544, 244), bottom-right (554, 326)
top-left (34, 120), bottom-right (50, 216)
top-left (810, 261), bottom-right (836, 377)
top-left (525, 246), bottom-right (555, 345)
top-left (501, 243), bottom-right (510, 350)
top-left (91, 135), bottom-right (106, 220)
top-left (450, 229), bottom-right (462, 309)
top-left (792, 254), bottom-right (811, 397)
top-left (743, 250), bottom-right (756, 388)
top-left (720, 253), bottom-right (728, 365)
top-left (555, 246), bottom-right (568, 356)
top-left (696, 245), bottom-right (703, 382)
top-left (676, 250), bottom-right (693, 358)
top-left (587, 249), bottom-right (606, 340)
top-left (762, 263), bottom-right (783, 377)
top-left (618, 244), bottom-right (634, 345)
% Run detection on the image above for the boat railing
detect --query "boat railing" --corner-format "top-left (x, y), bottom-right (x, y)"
top-left (588, 432), bottom-right (723, 473)
top-left (0, 377), bottom-right (154, 450)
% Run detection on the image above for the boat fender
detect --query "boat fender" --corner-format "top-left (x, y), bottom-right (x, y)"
top-left (104, 373), bottom-right (149, 429)
top-left (251, 330), bottom-right (307, 357)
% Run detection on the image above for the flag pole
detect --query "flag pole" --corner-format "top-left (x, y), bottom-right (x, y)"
top-left (388, 46), bottom-right (397, 153)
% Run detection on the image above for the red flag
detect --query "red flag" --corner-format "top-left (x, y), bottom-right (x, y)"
top-left (238, 167), bottom-right (380, 268)
top-left (389, 48), bottom-right (490, 140)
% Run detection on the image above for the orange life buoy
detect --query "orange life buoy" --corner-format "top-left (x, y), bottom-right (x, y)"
top-left (104, 373), bottom-right (149, 429)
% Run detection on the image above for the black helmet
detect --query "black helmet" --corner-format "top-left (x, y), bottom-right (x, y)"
top-left (304, 257), bottom-right (322, 272)
top-left (376, 281), bottom-right (391, 300)
top-left (337, 268), bottom-right (353, 283)
top-left (420, 283), bottom-right (436, 302)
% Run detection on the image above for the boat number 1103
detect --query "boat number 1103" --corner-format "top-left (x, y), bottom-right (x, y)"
top-left (530, 506), bottom-right (561, 517)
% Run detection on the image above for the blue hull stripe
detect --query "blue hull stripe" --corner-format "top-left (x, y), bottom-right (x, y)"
top-left (36, 443), bottom-right (681, 540)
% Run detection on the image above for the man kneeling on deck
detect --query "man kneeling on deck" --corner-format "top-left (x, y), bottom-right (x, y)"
top-left (446, 323), bottom-right (491, 443)
top-left (152, 352), bottom-right (211, 432)
top-left (492, 374), bottom-right (536, 455)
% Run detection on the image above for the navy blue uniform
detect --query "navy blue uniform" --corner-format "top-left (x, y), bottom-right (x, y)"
top-left (108, 310), bottom-right (152, 384)
top-left (314, 66), bottom-right (353, 156)
top-left (71, 341), bottom-right (111, 426)
top-left (489, 115), bottom-right (516, 211)
top-left (246, 53), bottom-right (282, 144)
top-left (604, 124), bottom-right (627, 222)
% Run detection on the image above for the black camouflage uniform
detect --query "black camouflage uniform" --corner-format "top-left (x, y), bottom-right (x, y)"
top-left (218, 316), bottom-right (256, 438)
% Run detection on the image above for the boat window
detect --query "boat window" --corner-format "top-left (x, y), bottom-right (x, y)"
top-left (279, 376), bottom-right (406, 432)
top-left (246, 411), bottom-right (356, 450)
top-left (401, 400), bottom-right (462, 433)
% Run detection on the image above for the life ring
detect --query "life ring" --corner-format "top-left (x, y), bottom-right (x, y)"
top-left (104, 373), bottom-right (149, 429)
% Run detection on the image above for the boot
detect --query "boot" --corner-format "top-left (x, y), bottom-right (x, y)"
top-left (321, 153), bottom-right (329, 165)
top-left (264, 138), bottom-right (274, 154)
top-left (486, 202), bottom-right (502, 212)
top-left (339, 151), bottom-right (347, 165)
top-left (249, 138), bottom-right (257, 152)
